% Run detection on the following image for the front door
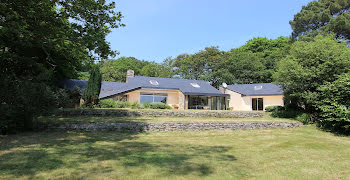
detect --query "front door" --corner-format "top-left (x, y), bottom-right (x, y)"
top-left (252, 98), bottom-right (263, 111)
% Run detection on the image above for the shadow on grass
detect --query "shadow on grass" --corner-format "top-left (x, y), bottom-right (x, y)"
top-left (0, 131), bottom-right (236, 178)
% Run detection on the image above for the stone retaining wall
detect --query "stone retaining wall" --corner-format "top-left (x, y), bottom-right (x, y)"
top-left (58, 109), bottom-right (264, 118)
top-left (48, 122), bottom-right (302, 132)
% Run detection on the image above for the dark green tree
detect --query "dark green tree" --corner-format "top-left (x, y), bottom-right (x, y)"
top-left (0, 0), bottom-right (123, 133)
top-left (316, 73), bottom-right (350, 134)
top-left (290, 0), bottom-right (350, 40)
top-left (83, 66), bottom-right (102, 106)
top-left (273, 35), bottom-right (350, 112)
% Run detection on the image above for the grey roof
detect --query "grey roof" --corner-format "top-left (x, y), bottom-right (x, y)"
top-left (127, 76), bottom-right (228, 97)
top-left (60, 76), bottom-right (227, 99)
top-left (225, 83), bottom-right (283, 96)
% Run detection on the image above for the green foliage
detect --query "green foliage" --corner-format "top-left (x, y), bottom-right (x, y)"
top-left (0, 0), bottom-right (123, 133)
top-left (99, 99), bottom-right (132, 108)
top-left (83, 66), bottom-right (102, 107)
top-left (274, 35), bottom-right (350, 112)
top-left (142, 102), bottom-right (151, 109)
top-left (265, 106), bottom-right (284, 112)
top-left (55, 88), bottom-right (81, 108)
top-left (99, 99), bottom-right (118, 108)
top-left (270, 109), bottom-right (301, 119)
top-left (290, 0), bottom-right (350, 41)
top-left (316, 73), bottom-right (350, 134)
top-left (296, 113), bottom-right (314, 125)
top-left (131, 102), bottom-right (141, 109)
top-left (148, 103), bottom-right (172, 109)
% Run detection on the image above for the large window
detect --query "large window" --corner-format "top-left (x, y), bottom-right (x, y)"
top-left (188, 96), bottom-right (208, 109)
top-left (140, 93), bottom-right (167, 104)
top-left (210, 96), bottom-right (226, 110)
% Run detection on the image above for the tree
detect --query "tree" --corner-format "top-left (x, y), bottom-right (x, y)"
top-left (83, 66), bottom-right (102, 106)
top-left (100, 57), bottom-right (149, 82)
top-left (273, 35), bottom-right (350, 112)
top-left (225, 48), bottom-right (267, 84)
top-left (290, 0), bottom-right (350, 41)
top-left (0, 0), bottom-right (123, 133)
top-left (316, 73), bottom-right (350, 134)
top-left (240, 37), bottom-right (292, 82)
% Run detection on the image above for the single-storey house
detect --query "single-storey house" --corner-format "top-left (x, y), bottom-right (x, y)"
top-left (219, 83), bottom-right (284, 111)
top-left (60, 70), bottom-right (228, 110)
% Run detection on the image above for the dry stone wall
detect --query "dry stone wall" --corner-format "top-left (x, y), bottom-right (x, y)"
top-left (48, 122), bottom-right (302, 132)
top-left (58, 109), bottom-right (264, 118)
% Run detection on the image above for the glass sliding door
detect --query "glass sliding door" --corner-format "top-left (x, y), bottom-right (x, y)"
top-left (252, 98), bottom-right (263, 111)
top-left (210, 97), bottom-right (226, 110)
top-left (188, 96), bottom-right (209, 109)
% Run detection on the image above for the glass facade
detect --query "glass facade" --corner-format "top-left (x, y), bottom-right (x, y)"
top-left (188, 96), bottom-right (226, 110)
top-left (188, 96), bottom-right (208, 109)
top-left (210, 96), bottom-right (226, 110)
top-left (140, 93), bottom-right (167, 104)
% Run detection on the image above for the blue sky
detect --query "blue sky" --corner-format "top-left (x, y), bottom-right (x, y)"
top-left (108, 0), bottom-right (312, 62)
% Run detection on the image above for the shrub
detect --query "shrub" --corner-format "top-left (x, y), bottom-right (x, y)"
top-left (99, 99), bottom-right (117, 108)
top-left (265, 105), bottom-right (284, 112)
top-left (115, 101), bottom-right (131, 108)
top-left (142, 102), bottom-right (151, 109)
top-left (296, 113), bottom-right (314, 124)
top-left (131, 102), bottom-right (141, 109)
top-left (149, 102), bottom-right (172, 109)
top-left (270, 109), bottom-right (301, 119)
top-left (316, 74), bottom-right (350, 134)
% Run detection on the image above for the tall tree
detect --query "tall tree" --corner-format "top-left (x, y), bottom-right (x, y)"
top-left (99, 57), bottom-right (150, 82)
top-left (290, 0), bottom-right (350, 40)
top-left (0, 0), bottom-right (123, 133)
top-left (274, 35), bottom-right (350, 112)
top-left (83, 66), bottom-right (102, 106)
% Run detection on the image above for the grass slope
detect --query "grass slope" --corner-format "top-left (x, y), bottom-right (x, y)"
top-left (0, 126), bottom-right (349, 179)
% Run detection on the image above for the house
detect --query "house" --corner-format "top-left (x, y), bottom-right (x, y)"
top-left (60, 70), bottom-right (228, 110)
top-left (219, 83), bottom-right (284, 111)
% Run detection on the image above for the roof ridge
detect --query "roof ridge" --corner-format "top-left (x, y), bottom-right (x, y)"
top-left (134, 75), bottom-right (208, 82)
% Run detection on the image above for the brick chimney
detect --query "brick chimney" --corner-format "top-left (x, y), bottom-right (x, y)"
top-left (126, 69), bottom-right (134, 82)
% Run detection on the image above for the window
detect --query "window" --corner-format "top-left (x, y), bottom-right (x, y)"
top-left (149, 80), bottom-right (159, 86)
top-left (254, 85), bottom-right (263, 90)
top-left (190, 83), bottom-right (200, 88)
top-left (188, 96), bottom-right (208, 109)
top-left (140, 93), bottom-right (167, 104)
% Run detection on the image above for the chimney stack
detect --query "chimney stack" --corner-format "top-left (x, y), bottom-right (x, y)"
top-left (126, 69), bottom-right (134, 82)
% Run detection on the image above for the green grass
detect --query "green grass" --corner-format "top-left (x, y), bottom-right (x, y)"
top-left (0, 126), bottom-right (349, 179)
top-left (37, 114), bottom-right (295, 125)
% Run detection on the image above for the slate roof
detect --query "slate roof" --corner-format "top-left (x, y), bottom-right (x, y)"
top-left (127, 76), bottom-right (228, 97)
top-left (60, 76), bottom-right (227, 99)
top-left (225, 83), bottom-right (283, 96)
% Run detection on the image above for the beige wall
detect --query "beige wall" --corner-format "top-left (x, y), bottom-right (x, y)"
top-left (222, 89), bottom-right (284, 111)
top-left (124, 88), bottom-right (185, 109)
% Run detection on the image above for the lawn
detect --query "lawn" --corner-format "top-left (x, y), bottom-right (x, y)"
top-left (1, 126), bottom-right (349, 179)
top-left (37, 114), bottom-right (295, 125)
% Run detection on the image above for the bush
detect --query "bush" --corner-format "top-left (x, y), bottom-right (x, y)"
top-left (265, 106), bottom-right (284, 112)
top-left (131, 102), bottom-right (141, 109)
top-left (142, 102), bottom-right (151, 109)
top-left (149, 102), bottom-right (172, 109)
top-left (99, 99), bottom-right (118, 108)
top-left (296, 113), bottom-right (314, 124)
top-left (270, 109), bottom-right (301, 119)
top-left (315, 73), bottom-right (350, 134)
top-left (115, 101), bottom-right (131, 108)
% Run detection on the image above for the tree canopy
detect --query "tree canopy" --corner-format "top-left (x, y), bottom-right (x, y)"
top-left (290, 0), bottom-right (350, 40)
top-left (0, 0), bottom-right (123, 133)
top-left (273, 35), bottom-right (350, 112)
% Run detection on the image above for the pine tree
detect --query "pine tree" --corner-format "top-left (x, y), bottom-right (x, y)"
top-left (83, 66), bottom-right (102, 107)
